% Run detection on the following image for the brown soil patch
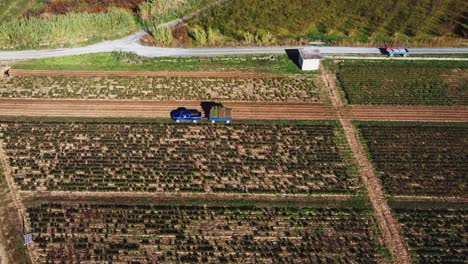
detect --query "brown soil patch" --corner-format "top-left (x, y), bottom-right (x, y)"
top-left (0, 99), bottom-right (336, 120)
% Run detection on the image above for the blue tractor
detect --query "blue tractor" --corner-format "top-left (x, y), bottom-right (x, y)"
top-left (171, 108), bottom-right (203, 123)
top-left (171, 104), bottom-right (233, 123)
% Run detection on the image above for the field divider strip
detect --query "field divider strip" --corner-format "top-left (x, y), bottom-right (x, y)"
top-left (0, 140), bottom-right (37, 263)
top-left (322, 69), bottom-right (412, 264)
top-left (20, 191), bottom-right (357, 206)
top-left (10, 69), bottom-right (283, 79)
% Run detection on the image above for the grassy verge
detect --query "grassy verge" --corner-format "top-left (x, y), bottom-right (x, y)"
top-left (13, 52), bottom-right (312, 75)
top-left (0, 9), bottom-right (137, 50)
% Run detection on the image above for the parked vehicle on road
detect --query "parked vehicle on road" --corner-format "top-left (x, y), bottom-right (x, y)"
top-left (386, 47), bottom-right (409, 57)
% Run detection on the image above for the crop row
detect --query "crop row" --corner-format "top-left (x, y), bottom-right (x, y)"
top-left (391, 202), bottom-right (467, 263)
top-left (0, 121), bottom-right (361, 194)
top-left (0, 76), bottom-right (321, 101)
top-left (335, 60), bottom-right (468, 105)
top-left (357, 123), bottom-right (467, 197)
top-left (27, 202), bottom-right (385, 263)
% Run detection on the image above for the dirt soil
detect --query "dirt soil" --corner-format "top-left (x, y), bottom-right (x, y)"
top-left (322, 69), bottom-right (412, 264)
top-left (1, 98), bottom-right (466, 122)
top-left (0, 99), bottom-right (336, 120)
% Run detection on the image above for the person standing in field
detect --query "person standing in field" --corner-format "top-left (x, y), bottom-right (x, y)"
top-left (2, 66), bottom-right (10, 78)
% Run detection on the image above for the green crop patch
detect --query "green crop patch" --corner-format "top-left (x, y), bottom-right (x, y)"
top-left (334, 60), bottom-right (468, 106)
top-left (26, 201), bottom-right (385, 263)
top-left (0, 75), bottom-right (321, 101)
top-left (0, 120), bottom-right (362, 195)
top-left (357, 122), bottom-right (468, 197)
top-left (390, 201), bottom-right (467, 263)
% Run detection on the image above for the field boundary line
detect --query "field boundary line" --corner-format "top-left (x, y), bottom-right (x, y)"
top-left (10, 69), bottom-right (282, 79)
top-left (0, 141), bottom-right (36, 263)
top-left (391, 196), bottom-right (468, 203)
top-left (20, 191), bottom-right (357, 204)
top-left (322, 68), bottom-right (412, 264)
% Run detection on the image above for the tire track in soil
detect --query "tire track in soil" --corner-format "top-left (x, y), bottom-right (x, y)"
top-left (321, 69), bottom-right (412, 264)
top-left (0, 99), bottom-right (336, 120)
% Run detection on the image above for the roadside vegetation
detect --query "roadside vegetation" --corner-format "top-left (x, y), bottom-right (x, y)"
top-left (24, 0), bottom-right (145, 16)
top-left (0, 0), bottom-right (33, 22)
top-left (0, 9), bottom-right (137, 50)
top-left (139, 0), bottom-right (216, 46)
top-left (331, 60), bottom-right (468, 105)
top-left (13, 52), bottom-right (311, 75)
top-left (166, 0), bottom-right (467, 47)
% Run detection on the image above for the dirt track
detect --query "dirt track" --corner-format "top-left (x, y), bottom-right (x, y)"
top-left (0, 99), bottom-right (467, 122)
top-left (350, 106), bottom-right (468, 122)
top-left (0, 99), bottom-right (336, 120)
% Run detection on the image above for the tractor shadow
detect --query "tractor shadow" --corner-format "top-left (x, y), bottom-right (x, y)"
top-left (201, 101), bottom-right (223, 118)
top-left (285, 49), bottom-right (301, 69)
top-left (379, 48), bottom-right (389, 56)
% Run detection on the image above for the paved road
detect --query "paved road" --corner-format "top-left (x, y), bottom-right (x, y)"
top-left (1, 30), bottom-right (468, 61)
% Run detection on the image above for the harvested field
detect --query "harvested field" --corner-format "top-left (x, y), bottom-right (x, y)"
top-left (25, 200), bottom-right (386, 263)
top-left (357, 122), bottom-right (468, 197)
top-left (334, 60), bottom-right (468, 106)
top-left (0, 120), bottom-right (361, 194)
top-left (390, 201), bottom-right (468, 263)
top-left (0, 75), bottom-right (321, 102)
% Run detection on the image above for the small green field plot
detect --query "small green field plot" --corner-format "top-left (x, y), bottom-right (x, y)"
top-left (13, 53), bottom-right (310, 75)
top-left (357, 122), bottom-right (468, 197)
top-left (25, 200), bottom-right (386, 263)
top-left (390, 201), bottom-right (467, 263)
top-left (0, 75), bottom-right (321, 101)
top-left (0, 120), bottom-right (361, 194)
top-left (334, 60), bottom-right (468, 105)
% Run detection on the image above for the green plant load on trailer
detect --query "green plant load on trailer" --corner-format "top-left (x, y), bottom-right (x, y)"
top-left (210, 106), bottom-right (232, 119)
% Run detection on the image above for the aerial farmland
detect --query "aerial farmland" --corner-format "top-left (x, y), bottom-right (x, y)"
top-left (0, 1), bottom-right (467, 263)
